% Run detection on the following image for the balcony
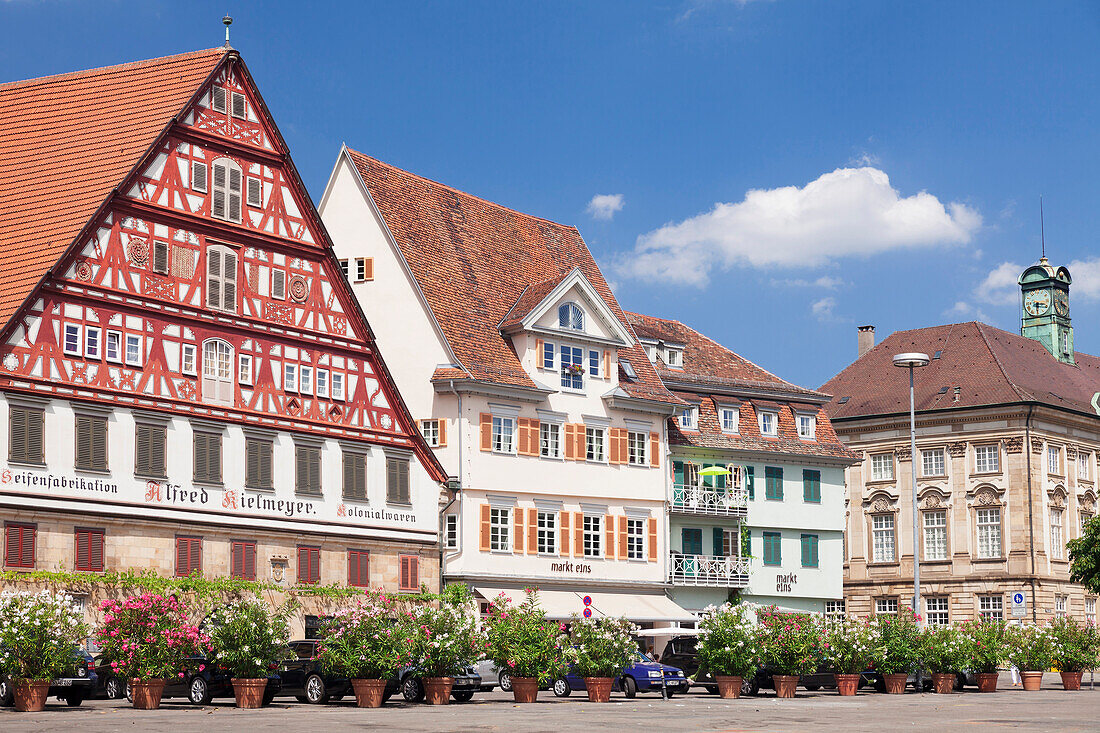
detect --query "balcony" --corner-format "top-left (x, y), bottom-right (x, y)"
top-left (669, 553), bottom-right (749, 588)
top-left (670, 484), bottom-right (748, 517)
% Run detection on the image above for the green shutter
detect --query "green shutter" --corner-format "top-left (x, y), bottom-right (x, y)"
top-left (801, 533), bottom-right (819, 567)
top-left (682, 527), bottom-right (702, 555)
top-left (803, 469), bottom-right (821, 503)
top-left (746, 465), bottom-right (755, 500)
top-left (765, 466), bottom-right (783, 500)
top-left (764, 532), bottom-right (781, 566)
top-left (713, 527), bottom-right (724, 557)
top-left (673, 461), bottom-right (684, 486)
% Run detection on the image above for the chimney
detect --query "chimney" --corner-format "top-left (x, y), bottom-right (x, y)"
top-left (857, 325), bottom-right (875, 358)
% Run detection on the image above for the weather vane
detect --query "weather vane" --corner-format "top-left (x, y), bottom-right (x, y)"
top-left (223, 13), bottom-right (233, 49)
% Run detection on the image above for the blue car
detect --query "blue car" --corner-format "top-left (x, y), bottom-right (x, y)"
top-left (553, 653), bottom-right (688, 698)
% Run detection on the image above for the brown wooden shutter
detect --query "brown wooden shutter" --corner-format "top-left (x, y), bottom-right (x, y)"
top-left (297, 546), bottom-right (309, 583)
top-left (9, 408), bottom-right (27, 463)
top-left (535, 339), bottom-right (544, 367)
top-left (603, 351), bottom-right (611, 378)
top-left (399, 555), bottom-right (409, 588)
top-left (75, 415), bottom-right (92, 470)
top-left (75, 530), bottom-right (89, 571)
top-left (605, 514), bottom-right (616, 559)
top-left (573, 512), bottom-right (584, 558)
top-left (408, 555), bottom-right (419, 588)
top-left (527, 508), bottom-right (538, 554)
top-left (609, 428), bottom-right (624, 465)
top-left (4, 524), bottom-right (18, 567)
top-left (648, 518), bottom-right (658, 563)
top-left (437, 419), bottom-right (447, 447)
top-left (573, 424), bottom-right (586, 461)
top-left (176, 537), bottom-right (200, 577)
top-left (272, 269), bottom-right (286, 300)
top-left (90, 529), bottom-right (104, 571)
top-left (513, 507), bottom-right (524, 554)
top-left (608, 428), bottom-right (619, 464)
top-left (6, 523), bottom-right (35, 568)
top-left (650, 432), bottom-right (660, 467)
top-left (516, 418), bottom-right (528, 455)
top-left (618, 516), bottom-right (628, 560)
top-left (231, 541), bottom-right (244, 578)
top-left (479, 504), bottom-right (491, 552)
top-left (244, 542), bottom-right (256, 580)
top-left (564, 424), bottom-right (576, 460)
top-left (363, 258), bottom-right (374, 281)
top-left (480, 413), bottom-right (492, 451)
top-left (559, 511), bottom-right (571, 556)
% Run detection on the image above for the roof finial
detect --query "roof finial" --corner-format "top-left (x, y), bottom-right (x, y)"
top-left (1040, 195), bottom-right (1047, 263)
top-left (222, 13), bottom-right (233, 49)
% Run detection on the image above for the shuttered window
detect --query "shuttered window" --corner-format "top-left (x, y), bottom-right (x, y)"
top-left (272, 269), bottom-right (286, 300)
top-left (193, 431), bottom-right (223, 484)
top-left (205, 245), bottom-right (238, 311)
top-left (211, 160), bottom-right (243, 223)
top-left (175, 536), bottom-right (202, 577)
top-left (74, 528), bottom-right (105, 572)
top-left (764, 466), bottom-right (784, 501)
top-left (152, 239), bottom-right (169, 274)
top-left (297, 546), bottom-right (320, 584)
top-left (803, 469), bottom-right (821, 503)
top-left (201, 338), bottom-right (234, 405)
top-left (399, 554), bottom-right (419, 591)
top-left (74, 414), bottom-right (108, 472)
top-left (9, 406), bottom-right (44, 465)
top-left (231, 91), bottom-right (247, 119)
top-left (135, 423), bottom-right (167, 478)
top-left (247, 177), bottom-right (262, 207)
top-left (245, 438), bottom-right (273, 490)
top-left (763, 531), bottom-right (782, 566)
top-left (800, 533), bottom-right (819, 568)
top-left (342, 451), bottom-right (366, 500)
top-left (296, 444), bottom-right (322, 495)
top-left (231, 540), bottom-right (257, 580)
top-left (212, 86), bottom-right (227, 113)
top-left (386, 457), bottom-right (410, 504)
top-left (4, 522), bottom-right (36, 569)
top-left (347, 549), bottom-right (369, 587)
top-left (192, 160), bottom-right (208, 193)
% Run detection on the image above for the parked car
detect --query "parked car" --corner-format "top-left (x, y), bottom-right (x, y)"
top-left (474, 659), bottom-right (501, 693)
top-left (0, 647), bottom-right (96, 707)
top-left (553, 653), bottom-right (688, 698)
top-left (397, 665), bottom-right (482, 702)
top-left (277, 639), bottom-right (351, 703)
top-left (92, 653), bottom-right (127, 700)
top-left (659, 635), bottom-right (718, 692)
top-left (862, 669), bottom-right (932, 693)
top-left (129, 655), bottom-right (281, 705)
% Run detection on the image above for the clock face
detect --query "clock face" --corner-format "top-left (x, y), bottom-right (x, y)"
top-left (1054, 291), bottom-right (1069, 317)
top-left (1024, 289), bottom-right (1051, 316)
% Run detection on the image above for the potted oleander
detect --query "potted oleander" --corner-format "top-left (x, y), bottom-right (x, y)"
top-left (821, 617), bottom-right (878, 696)
top-left (96, 593), bottom-right (209, 709)
top-left (318, 594), bottom-right (414, 707)
top-left (696, 603), bottom-right (758, 699)
top-left (408, 599), bottom-right (482, 704)
top-left (484, 589), bottom-right (566, 703)
top-left (957, 617), bottom-right (1008, 692)
top-left (1007, 624), bottom-right (1054, 691)
top-left (920, 624), bottom-right (968, 694)
top-left (1048, 617), bottom-right (1100, 690)
top-left (563, 615), bottom-right (638, 702)
top-left (204, 598), bottom-right (291, 708)
top-left (0, 591), bottom-right (87, 712)
top-left (755, 607), bottom-right (822, 698)
top-left (869, 607), bottom-right (920, 694)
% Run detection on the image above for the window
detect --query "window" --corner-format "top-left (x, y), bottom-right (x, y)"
top-left (975, 444), bottom-right (1000, 473)
top-left (872, 514), bottom-right (896, 563)
top-left (106, 330), bottom-right (123, 364)
top-left (976, 507), bottom-right (1002, 558)
top-left (492, 416), bottom-right (515, 453)
top-left (1051, 508), bottom-right (1064, 559)
top-left (558, 302), bottom-right (584, 330)
top-left (8, 406), bottom-right (44, 465)
top-left (720, 528), bottom-right (740, 556)
top-left (421, 419), bottom-right (440, 447)
top-left (201, 339), bottom-right (233, 405)
top-left (75, 414), bottom-right (108, 472)
top-left (193, 431), bottom-right (223, 484)
top-left (489, 507), bottom-right (511, 552)
top-left (539, 422), bottom-right (562, 458)
top-left (342, 451), bottom-right (366, 500)
top-left (627, 431), bottom-right (647, 465)
top-left (619, 359), bottom-right (637, 380)
top-left (246, 177), bottom-right (262, 207)
top-left (212, 85), bottom-right (227, 113)
top-left (316, 369), bottom-right (329, 399)
top-left (348, 549), bottom-right (370, 587)
top-left (803, 469), bottom-right (821, 503)
top-left (1055, 595), bottom-right (1068, 619)
top-left (764, 466), bottom-right (783, 501)
top-left (541, 341), bottom-right (555, 369)
top-left (870, 453), bottom-right (894, 481)
top-left (296, 444), bottom-right (321, 495)
top-left (537, 511), bottom-right (557, 554)
top-left (211, 160), bottom-right (243, 223)
top-left (922, 448), bottom-right (946, 477)
top-left (681, 527), bottom-right (702, 555)
top-left (271, 269), bottom-right (286, 300)
top-left (1048, 445), bottom-right (1062, 475)
top-left (588, 349), bottom-right (601, 378)
top-left (720, 407), bottom-right (739, 433)
top-left (4, 522), bottom-right (35, 568)
top-left (627, 518), bottom-right (646, 560)
top-left (824, 600), bottom-right (845, 622)
top-left (125, 334), bottom-right (142, 366)
top-left (74, 528), bottom-right (105, 572)
top-left (299, 365), bottom-right (313, 395)
top-left (875, 598), bottom-right (898, 616)
top-left (231, 91), bottom-right (246, 119)
top-left (339, 259), bottom-right (349, 279)
top-left (1087, 598), bottom-right (1097, 625)
top-left (399, 555), bottom-right (419, 591)
top-left (444, 515), bottom-right (458, 550)
top-left (297, 546), bottom-right (321, 584)
top-left (923, 509), bottom-right (948, 561)
top-left (135, 423), bottom-right (167, 478)
top-left (758, 410), bottom-right (777, 437)
top-left (245, 438), bottom-right (273, 490)
top-left (978, 594), bottom-right (1003, 620)
top-left (763, 531), bottom-right (782, 566)
top-left (800, 533), bottom-right (819, 567)
top-left (175, 536), bottom-right (202, 577)
top-left (230, 540), bottom-right (256, 580)
top-left (238, 354), bottom-right (252, 385)
top-left (387, 456), bottom-right (410, 504)
top-left (665, 348), bottom-right (683, 368)
top-left (63, 323), bottom-right (81, 355)
top-left (583, 515), bottom-right (602, 557)
top-left (152, 239), bottom-right (169, 274)
top-left (355, 257), bottom-right (372, 282)
top-left (85, 326), bottom-right (101, 359)
top-left (284, 363), bottom-right (298, 392)
top-left (180, 343), bottom-right (196, 375)
top-left (1079, 454), bottom-right (1091, 480)
top-left (331, 372), bottom-right (345, 401)
top-left (797, 414), bottom-right (816, 440)
top-left (560, 345), bottom-right (583, 390)
top-left (205, 244), bottom-right (238, 310)
top-left (585, 427), bottom-right (605, 462)
top-left (925, 597), bottom-right (949, 626)
top-left (678, 406), bottom-right (698, 431)
top-left (192, 160), bottom-right (208, 193)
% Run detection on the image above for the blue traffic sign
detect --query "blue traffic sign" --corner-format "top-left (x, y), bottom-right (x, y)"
top-left (583, 595), bottom-right (592, 606)
top-left (583, 607), bottom-right (593, 618)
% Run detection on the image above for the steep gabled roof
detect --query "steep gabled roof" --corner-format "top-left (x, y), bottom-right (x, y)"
top-left (821, 321), bottom-right (1100, 420)
top-left (0, 48), bottom-right (226, 328)
top-left (346, 149), bottom-right (679, 406)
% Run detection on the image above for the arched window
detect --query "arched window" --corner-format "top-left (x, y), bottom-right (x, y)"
top-left (206, 244), bottom-right (238, 312)
top-left (202, 338), bottom-right (234, 406)
top-left (211, 157), bottom-right (243, 223)
top-left (558, 302), bottom-right (584, 331)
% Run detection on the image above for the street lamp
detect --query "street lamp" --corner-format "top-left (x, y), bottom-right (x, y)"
top-left (893, 352), bottom-right (930, 626)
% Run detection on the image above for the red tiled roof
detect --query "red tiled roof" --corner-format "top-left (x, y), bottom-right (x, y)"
top-left (0, 48), bottom-right (227, 329)
top-left (347, 149), bottom-right (679, 406)
top-left (498, 272), bottom-right (571, 331)
top-left (821, 321), bottom-right (1100, 420)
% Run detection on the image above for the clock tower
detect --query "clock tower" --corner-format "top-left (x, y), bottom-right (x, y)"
top-left (1018, 257), bottom-right (1074, 364)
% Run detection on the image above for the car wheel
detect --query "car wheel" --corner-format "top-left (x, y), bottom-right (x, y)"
top-left (124, 681), bottom-right (133, 703)
top-left (105, 676), bottom-right (124, 700)
top-left (189, 676), bottom-right (213, 705)
top-left (622, 676), bottom-right (637, 699)
top-left (552, 678), bottom-right (571, 698)
top-left (64, 692), bottom-right (85, 707)
top-left (262, 687), bottom-right (276, 707)
top-left (401, 676), bottom-right (425, 703)
top-left (498, 672), bottom-right (512, 692)
top-left (705, 685), bottom-right (718, 695)
top-left (954, 674), bottom-right (965, 691)
top-left (305, 674), bottom-right (329, 704)
top-left (741, 678), bottom-right (759, 697)
top-left (0, 679), bottom-right (13, 707)
top-left (451, 690), bottom-right (474, 702)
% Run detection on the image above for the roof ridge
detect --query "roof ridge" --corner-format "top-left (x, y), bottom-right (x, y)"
top-left (973, 322), bottom-right (1032, 402)
top-left (346, 147), bottom-right (581, 233)
top-left (0, 47), bottom-right (225, 92)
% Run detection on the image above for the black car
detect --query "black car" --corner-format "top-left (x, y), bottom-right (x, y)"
top-left (0, 647), bottom-right (96, 707)
top-left (92, 653), bottom-right (127, 699)
top-left (278, 639), bottom-right (352, 704)
top-left (146, 655), bottom-right (281, 705)
top-left (396, 665), bottom-right (481, 703)
top-left (659, 636), bottom-right (718, 691)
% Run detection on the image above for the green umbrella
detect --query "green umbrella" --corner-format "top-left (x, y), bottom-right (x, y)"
top-left (698, 466), bottom-right (729, 476)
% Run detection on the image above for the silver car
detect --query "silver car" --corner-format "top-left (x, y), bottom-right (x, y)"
top-left (475, 660), bottom-right (503, 692)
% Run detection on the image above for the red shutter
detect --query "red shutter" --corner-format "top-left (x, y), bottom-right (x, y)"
top-left (348, 550), bottom-right (369, 587)
top-left (648, 518), bottom-right (658, 563)
top-left (75, 530), bottom-right (89, 571)
top-left (480, 504), bottom-right (491, 552)
top-left (399, 555), bottom-right (419, 591)
top-left (245, 542), bottom-right (256, 580)
top-left (75, 529), bottom-right (104, 572)
top-left (480, 413), bottom-right (492, 451)
top-left (297, 546), bottom-right (309, 583)
top-left (231, 541), bottom-right (255, 579)
top-left (559, 511), bottom-right (571, 556)
top-left (650, 432), bottom-right (660, 467)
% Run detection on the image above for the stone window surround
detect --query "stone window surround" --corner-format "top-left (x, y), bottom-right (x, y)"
top-left (969, 485), bottom-right (1006, 562)
top-left (864, 491), bottom-right (899, 566)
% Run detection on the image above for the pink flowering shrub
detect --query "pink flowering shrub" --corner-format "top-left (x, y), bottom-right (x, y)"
top-left (408, 598), bottom-right (483, 677)
top-left (317, 594), bottom-right (414, 679)
top-left (868, 606), bottom-right (921, 674)
top-left (483, 589), bottom-right (567, 683)
top-left (955, 617), bottom-right (1008, 673)
top-left (95, 594), bottom-right (209, 680)
top-left (754, 607), bottom-right (822, 676)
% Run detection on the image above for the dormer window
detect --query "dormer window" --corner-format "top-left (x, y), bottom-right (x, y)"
top-left (758, 410), bottom-right (778, 437)
top-left (665, 348), bottom-right (683, 369)
top-left (643, 344), bottom-right (658, 363)
top-left (678, 406), bottom-right (698, 431)
top-left (558, 302), bottom-right (584, 331)
top-left (797, 413), bottom-right (816, 440)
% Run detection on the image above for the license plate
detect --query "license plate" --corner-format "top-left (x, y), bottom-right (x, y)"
top-left (53, 679), bottom-right (72, 686)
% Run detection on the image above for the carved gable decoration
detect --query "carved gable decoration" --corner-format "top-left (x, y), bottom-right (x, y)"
top-left (918, 486), bottom-right (951, 510)
top-left (1004, 437), bottom-right (1024, 454)
top-left (969, 485), bottom-right (1003, 507)
top-left (948, 442), bottom-right (968, 458)
top-left (1048, 485), bottom-right (1068, 508)
top-left (864, 490), bottom-right (898, 513)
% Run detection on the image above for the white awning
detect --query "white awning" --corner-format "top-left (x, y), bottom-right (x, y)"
top-left (473, 587), bottom-right (591, 620)
top-left (473, 587), bottom-right (697, 623)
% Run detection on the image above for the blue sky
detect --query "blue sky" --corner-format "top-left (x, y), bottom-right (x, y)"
top-left (4, 1), bottom-right (1100, 390)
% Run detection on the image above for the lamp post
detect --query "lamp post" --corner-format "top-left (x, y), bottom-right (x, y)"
top-left (893, 352), bottom-right (930, 626)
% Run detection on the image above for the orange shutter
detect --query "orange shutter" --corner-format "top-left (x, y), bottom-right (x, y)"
top-left (513, 507), bottom-right (524, 554)
top-left (527, 508), bottom-right (538, 554)
top-left (363, 257), bottom-right (374, 281)
top-left (535, 339), bottom-right (544, 368)
top-left (480, 413), bottom-right (492, 451)
top-left (564, 424), bottom-right (577, 460)
top-left (605, 514), bottom-right (615, 559)
top-left (574, 423), bottom-right (587, 461)
top-left (609, 428), bottom-right (622, 464)
top-left (618, 516), bottom-right (628, 559)
top-left (603, 351), bottom-right (611, 379)
top-left (648, 517), bottom-right (658, 562)
top-left (516, 418), bottom-right (528, 455)
top-left (438, 419), bottom-right (447, 447)
top-left (529, 419), bottom-right (540, 455)
top-left (479, 504), bottom-right (491, 552)
top-left (573, 512), bottom-right (585, 558)
top-left (650, 432), bottom-right (660, 467)
top-left (618, 429), bottom-right (630, 464)
top-left (560, 511), bottom-right (571, 555)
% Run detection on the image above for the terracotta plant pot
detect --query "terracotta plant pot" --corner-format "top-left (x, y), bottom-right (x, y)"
top-left (13, 679), bottom-right (50, 712)
top-left (231, 678), bottom-right (268, 708)
top-left (131, 678), bottom-right (166, 710)
top-left (774, 674), bottom-right (798, 698)
top-left (835, 673), bottom-right (860, 696)
top-left (714, 675), bottom-right (743, 699)
top-left (350, 678), bottom-right (387, 708)
top-left (976, 672), bottom-right (999, 693)
top-left (423, 676), bottom-right (454, 705)
top-left (1020, 671), bottom-right (1043, 691)
top-left (584, 676), bottom-right (614, 702)
top-left (931, 672), bottom-right (955, 694)
top-left (510, 676), bottom-right (539, 703)
top-left (883, 673), bottom-right (908, 694)
top-left (1060, 671), bottom-right (1083, 691)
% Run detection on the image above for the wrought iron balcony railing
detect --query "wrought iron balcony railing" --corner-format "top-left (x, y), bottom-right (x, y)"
top-left (670, 484), bottom-right (748, 516)
top-left (669, 553), bottom-right (749, 587)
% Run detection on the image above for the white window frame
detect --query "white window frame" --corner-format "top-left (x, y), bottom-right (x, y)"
top-left (871, 513), bottom-right (896, 563)
top-left (758, 410), bottom-right (778, 437)
top-left (539, 422), bottom-right (562, 459)
top-left (299, 365), bottom-right (313, 396)
top-left (1086, 597), bottom-right (1097, 625)
top-left (355, 257), bottom-right (369, 282)
top-left (63, 323), bottom-right (82, 356)
top-left (537, 510), bottom-right (557, 555)
top-left (421, 419), bottom-right (440, 448)
top-left (201, 338), bottom-right (233, 406)
top-left (585, 426), bottom-right (606, 463)
top-left (974, 444), bottom-right (1000, 473)
top-left (1078, 453), bottom-right (1091, 480)
top-left (923, 509), bottom-right (948, 561)
top-left (124, 334), bottom-right (142, 367)
top-left (331, 372), bottom-right (345, 401)
top-left (1048, 445), bottom-right (1062, 475)
top-left (238, 354), bottom-right (252, 386)
top-left (540, 340), bottom-right (555, 370)
top-left (284, 363), bottom-right (298, 392)
top-left (1051, 507), bottom-right (1064, 560)
top-left (582, 514), bottom-right (602, 557)
top-left (978, 594), bottom-right (1004, 620)
top-left (492, 416), bottom-right (515, 454)
top-left (559, 344), bottom-right (584, 391)
top-left (316, 369), bottom-right (329, 399)
top-left (925, 596), bottom-right (949, 626)
top-left (181, 343), bottom-right (196, 375)
top-left (1055, 595), bottom-right (1068, 618)
top-left (665, 348), bottom-right (683, 368)
top-left (588, 349), bottom-right (601, 378)
top-left (870, 452), bottom-right (894, 481)
top-left (921, 447), bottom-right (946, 477)
top-left (489, 506), bottom-right (511, 552)
top-left (444, 514), bottom-right (458, 550)
top-left (719, 407), bottom-right (739, 434)
top-left (626, 431), bottom-right (647, 466)
top-left (875, 598), bottom-right (898, 615)
top-left (976, 507), bottom-right (1002, 559)
top-left (824, 600), bottom-right (846, 622)
top-left (84, 325), bottom-right (101, 359)
top-left (626, 517), bottom-right (646, 560)
top-left (796, 413), bottom-right (816, 440)
top-left (678, 406), bottom-right (698, 431)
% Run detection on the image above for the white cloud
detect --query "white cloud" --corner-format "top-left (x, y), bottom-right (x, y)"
top-left (975, 261), bottom-right (1023, 306)
top-left (811, 297), bottom-right (837, 322)
top-left (617, 167), bottom-right (982, 286)
top-left (772, 275), bottom-right (845, 290)
top-left (1065, 258), bottom-right (1100, 301)
top-left (586, 194), bottom-right (625, 221)
top-left (945, 300), bottom-right (991, 323)
top-left (848, 151), bottom-right (881, 167)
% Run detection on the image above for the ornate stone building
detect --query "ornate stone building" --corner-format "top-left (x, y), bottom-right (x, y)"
top-left (822, 259), bottom-right (1098, 624)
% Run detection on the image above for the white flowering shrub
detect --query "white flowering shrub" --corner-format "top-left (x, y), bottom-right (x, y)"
top-left (1006, 623), bottom-right (1055, 672)
top-left (0, 590), bottom-right (87, 680)
top-left (408, 599), bottom-right (482, 677)
top-left (204, 598), bottom-right (291, 679)
top-left (697, 603), bottom-right (759, 677)
top-left (562, 615), bottom-right (638, 678)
